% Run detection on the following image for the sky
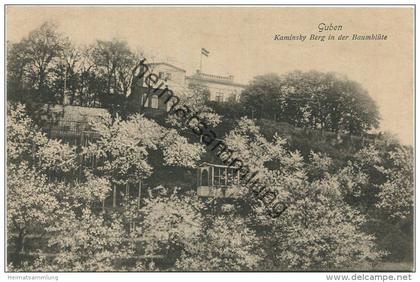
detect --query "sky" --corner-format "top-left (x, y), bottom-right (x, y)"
top-left (6, 6), bottom-right (414, 145)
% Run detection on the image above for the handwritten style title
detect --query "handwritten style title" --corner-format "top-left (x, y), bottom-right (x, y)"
top-left (273, 22), bottom-right (388, 42)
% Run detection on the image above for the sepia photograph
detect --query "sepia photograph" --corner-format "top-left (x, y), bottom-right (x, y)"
top-left (3, 4), bottom-right (415, 275)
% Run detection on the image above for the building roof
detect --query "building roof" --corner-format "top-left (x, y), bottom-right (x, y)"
top-left (186, 73), bottom-right (246, 88)
top-left (148, 63), bottom-right (247, 88)
top-left (147, 62), bottom-right (186, 73)
top-left (199, 162), bottom-right (236, 169)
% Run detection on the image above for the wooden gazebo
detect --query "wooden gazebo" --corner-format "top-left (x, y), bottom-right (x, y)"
top-left (196, 162), bottom-right (241, 198)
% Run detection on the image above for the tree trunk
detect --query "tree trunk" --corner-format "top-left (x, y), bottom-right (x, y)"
top-left (12, 228), bottom-right (25, 267)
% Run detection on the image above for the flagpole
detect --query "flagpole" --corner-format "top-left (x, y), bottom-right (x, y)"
top-left (200, 51), bottom-right (203, 73)
top-left (200, 48), bottom-right (209, 73)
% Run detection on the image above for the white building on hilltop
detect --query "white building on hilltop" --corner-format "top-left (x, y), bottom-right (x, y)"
top-left (146, 63), bottom-right (246, 100)
top-left (186, 70), bottom-right (246, 102)
top-left (129, 62), bottom-right (246, 111)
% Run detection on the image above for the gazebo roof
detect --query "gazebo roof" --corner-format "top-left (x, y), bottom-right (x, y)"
top-left (199, 162), bottom-right (232, 169)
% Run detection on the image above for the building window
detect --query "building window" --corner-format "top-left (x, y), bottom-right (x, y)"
top-left (151, 95), bottom-right (159, 109)
top-left (232, 90), bottom-right (240, 102)
top-left (201, 169), bottom-right (209, 186)
top-left (228, 93), bottom-right (237, 102)
top-left (167, 99), bottom-right (175, 112)
top-left (142, 94), bottom-right (150, 107)
top-left (204, 91), bottom-right (210, 101)
top-left (214, 167), bottom-right (227, 186)
top-left (215, 95), bottom-right (224, 102)
top-left (159, 72), bottom-right (172, 81)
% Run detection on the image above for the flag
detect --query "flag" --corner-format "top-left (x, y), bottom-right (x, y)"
top-left (201, 48), bottom-right (210, 57)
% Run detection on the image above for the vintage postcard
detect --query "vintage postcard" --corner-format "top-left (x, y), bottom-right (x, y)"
top-left (4, 4), bottom-right (415, 275)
